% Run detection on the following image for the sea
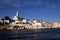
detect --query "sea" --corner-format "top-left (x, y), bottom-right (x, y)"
top-left (0, 28), bottom-right (60, 40)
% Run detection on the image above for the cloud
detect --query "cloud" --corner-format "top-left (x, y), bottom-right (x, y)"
top-left (0, 0), bottom-right (60, 8)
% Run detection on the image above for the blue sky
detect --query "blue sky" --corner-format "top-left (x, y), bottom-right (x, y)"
top-left (0, 0), bottom-right (60, 22)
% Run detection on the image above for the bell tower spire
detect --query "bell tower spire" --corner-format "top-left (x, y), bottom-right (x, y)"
top-left (16, 11), bottom-right (19, 17)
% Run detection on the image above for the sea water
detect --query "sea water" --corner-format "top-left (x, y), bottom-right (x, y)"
top-left (0, 28), bottom-right (60, 40)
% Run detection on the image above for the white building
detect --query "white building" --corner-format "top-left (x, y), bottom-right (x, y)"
top-left (58, 23), bottom-right (60, 27)
top-left (13, 11), bottom-right (19, 21)
top-left (11, 11), bottom-right (32, 29)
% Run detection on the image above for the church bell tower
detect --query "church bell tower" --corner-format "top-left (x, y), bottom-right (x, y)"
top-left (16, 11), bottom-right (19, 17)
top-left (13, 11), bottom-right (19, 20)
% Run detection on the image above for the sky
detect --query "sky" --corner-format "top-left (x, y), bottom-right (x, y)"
top-left (0, 0), bottom-right (60, 22)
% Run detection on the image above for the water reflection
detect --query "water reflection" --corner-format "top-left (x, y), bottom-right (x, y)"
top-left (0, 28), bottom-right (60, 40)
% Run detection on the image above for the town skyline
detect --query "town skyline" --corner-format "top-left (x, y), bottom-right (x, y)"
top-left (0, 0), bottom-right (60, 22)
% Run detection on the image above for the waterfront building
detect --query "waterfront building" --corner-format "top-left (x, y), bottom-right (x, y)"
top-left (42, 21), bottom-right (48, 28)
top-left (32, 22), bottom-right (42, 29)
top-left (58, 23), bottom-right (60, 27)
top-left (28, 20), bottom-right (42, 29)
top-left (47, 22), bottom-right (53, 28)
top-left (22, 19), bottom-right (27, 23)
top-left (52, 22), bottom-right (58, 28)
top-left (12, 11), bottom-right (24, 24)
top-left (0, 20), bottom-right (3, 23)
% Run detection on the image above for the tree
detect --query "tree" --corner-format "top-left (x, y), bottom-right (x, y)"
top-left (1, 16), bottom-right (12, 24)
top-left (4, 16), bottom-right (11, 20)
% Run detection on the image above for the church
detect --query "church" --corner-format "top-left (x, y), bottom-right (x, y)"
top-left (12, 11), bottom-right (27, 24)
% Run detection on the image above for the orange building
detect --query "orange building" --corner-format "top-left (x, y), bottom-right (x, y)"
top-left (52, 22), bottom-right (58, 28)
